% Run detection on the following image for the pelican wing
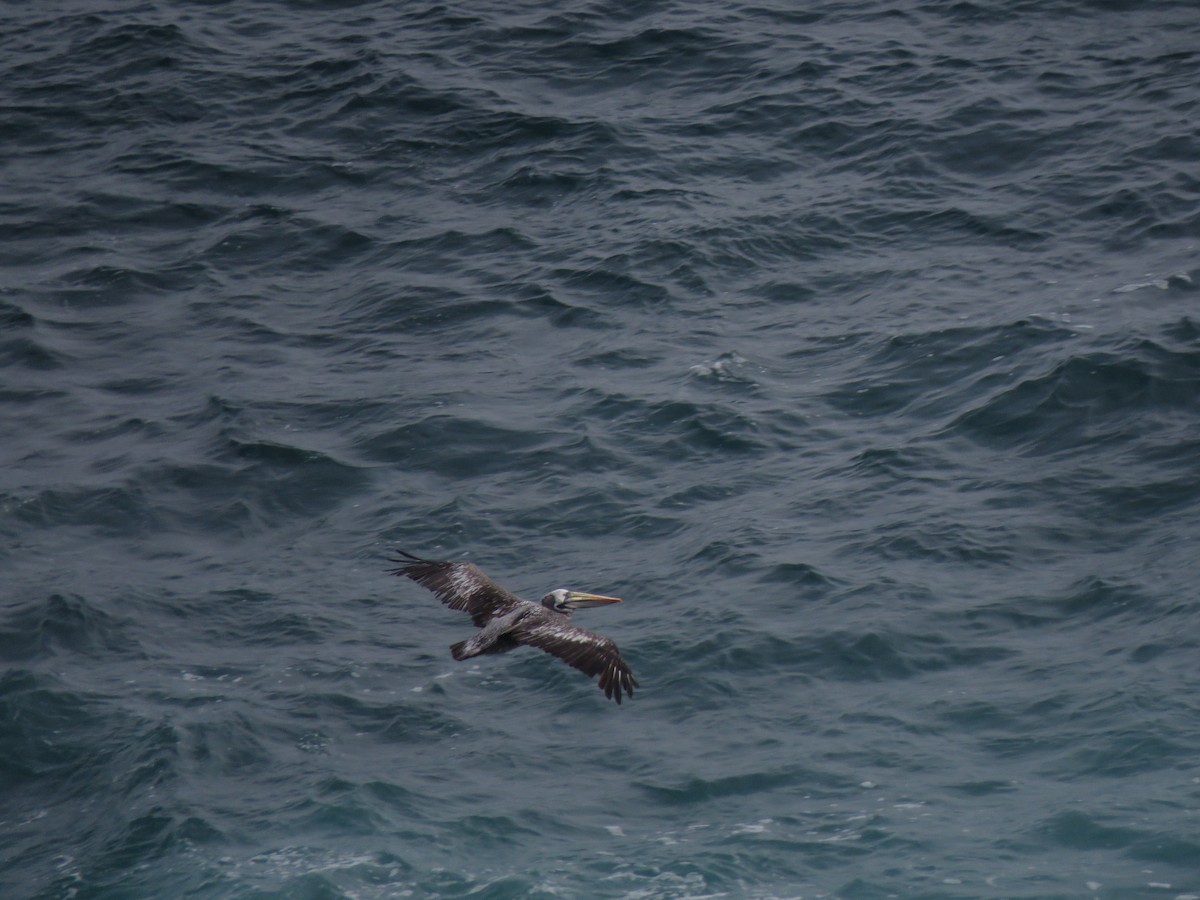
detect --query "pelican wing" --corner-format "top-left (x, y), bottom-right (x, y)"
top-left (513, 620), bottom-right (638, 703)
top-left (390, 551), bottom-right (523, 627)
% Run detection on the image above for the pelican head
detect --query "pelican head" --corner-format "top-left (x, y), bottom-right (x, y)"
top-left (541, 588), bottom-right (622, 615)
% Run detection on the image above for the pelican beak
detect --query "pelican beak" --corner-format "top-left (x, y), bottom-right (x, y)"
top-left (564, 591), bottom-right (623, 610)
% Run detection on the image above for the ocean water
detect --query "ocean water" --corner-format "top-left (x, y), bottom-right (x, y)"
top-left (2, 0), bottom-right (1200, 897)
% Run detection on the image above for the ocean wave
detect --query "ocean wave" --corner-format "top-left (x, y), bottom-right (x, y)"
top-left (949, 324), bottom-right (1200, 454)
top-left (5, 1), bottom-right (1200, 897)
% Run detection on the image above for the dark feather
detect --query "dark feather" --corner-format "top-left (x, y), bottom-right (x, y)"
top-left (512, 619), bottom-right (639, 704)
top-left (389, 551), bottom-right (523, 628)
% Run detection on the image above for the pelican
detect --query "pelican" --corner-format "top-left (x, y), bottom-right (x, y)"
top-left (390, 551), bottom-right (638, 703)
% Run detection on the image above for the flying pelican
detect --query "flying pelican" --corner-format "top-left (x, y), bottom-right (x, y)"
top-left (390, 551), bottom-right (638, 703)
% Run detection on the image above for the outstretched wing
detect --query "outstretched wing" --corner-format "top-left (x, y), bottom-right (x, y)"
top-left (390, 550), bottom-right (524, 627)
top-left (512, 619), bottom-right (638, 704)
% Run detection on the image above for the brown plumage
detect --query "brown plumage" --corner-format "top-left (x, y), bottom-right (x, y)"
top-left (390, 551), bottom-right (638, 703)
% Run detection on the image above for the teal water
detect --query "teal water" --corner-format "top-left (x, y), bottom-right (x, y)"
top-left (3, 1), bottom-right (1200, 897)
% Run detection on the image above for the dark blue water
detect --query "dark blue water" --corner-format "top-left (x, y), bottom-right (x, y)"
top-left (3, 1), bottom-right (1200, 897)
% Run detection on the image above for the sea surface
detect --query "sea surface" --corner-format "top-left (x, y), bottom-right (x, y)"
top-left (3, 1), bottom-right (1200, 897)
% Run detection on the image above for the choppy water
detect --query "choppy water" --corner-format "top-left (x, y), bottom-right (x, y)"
top-left (3, 1), bottom-right (1200, 897)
